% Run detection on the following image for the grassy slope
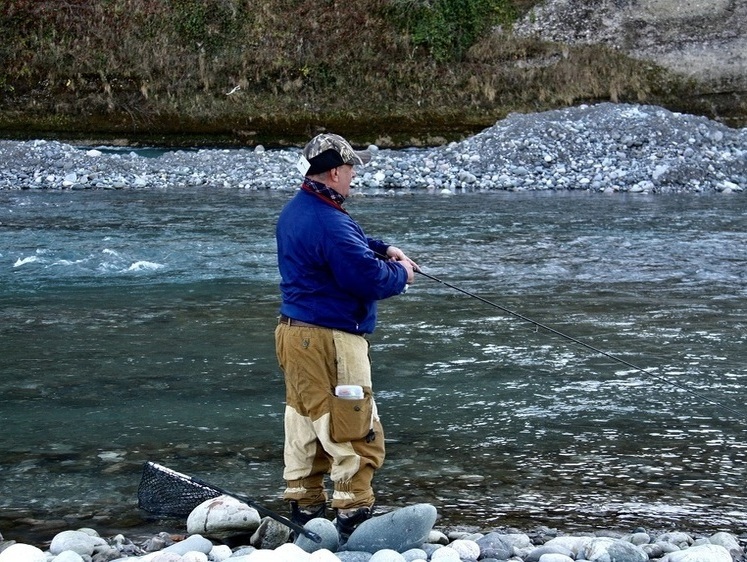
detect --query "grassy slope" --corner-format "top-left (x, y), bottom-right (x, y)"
top-left (0, 0), bottom-right (717, 147)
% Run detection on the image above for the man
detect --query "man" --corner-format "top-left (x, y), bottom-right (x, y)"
top-left (274, 133), bottom-right (416, 541)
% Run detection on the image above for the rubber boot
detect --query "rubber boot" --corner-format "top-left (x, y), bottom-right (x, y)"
top-left (335, 505), bottom-right (374, 543)
top-left (290, 500), bottom-right (327, 526)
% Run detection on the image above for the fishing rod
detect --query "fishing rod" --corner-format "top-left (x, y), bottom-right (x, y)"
top-left (411, 267), bottom-right (746, 421)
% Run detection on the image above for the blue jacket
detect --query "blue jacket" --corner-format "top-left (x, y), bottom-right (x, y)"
top-left (276, 189), bottom-right (408, 334)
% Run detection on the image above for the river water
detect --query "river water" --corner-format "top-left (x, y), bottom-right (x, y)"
top-left (1, 187), bottom-right (746, 544)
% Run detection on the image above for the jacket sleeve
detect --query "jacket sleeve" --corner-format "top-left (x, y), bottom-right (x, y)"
top-left (367, 237), bottom-right (390, 260)
top-left (324, 217), bottom-right (408, 301)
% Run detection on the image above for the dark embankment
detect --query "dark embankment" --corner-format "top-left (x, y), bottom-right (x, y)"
top-left (0, 0), bottom-right (742, 148)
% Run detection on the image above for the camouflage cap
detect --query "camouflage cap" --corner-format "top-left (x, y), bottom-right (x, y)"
top-left (302, 133), bottom-right (372, 175)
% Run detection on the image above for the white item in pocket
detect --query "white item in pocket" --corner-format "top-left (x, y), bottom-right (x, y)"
top-left (335, 385), bottom-right (364, 400)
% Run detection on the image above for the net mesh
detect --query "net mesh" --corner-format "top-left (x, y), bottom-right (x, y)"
top-left (137, 461), bottom-right (222, 517)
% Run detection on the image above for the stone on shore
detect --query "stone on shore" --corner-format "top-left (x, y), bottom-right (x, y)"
top-left (583, 537), bottom-right (648, 562)
top-left (659, 532), bottom-right (695, 548)
top-left (708, 532), bottom-right (743, 558)
top-left (250, 517), bottom-right (292, 550)
top-left (0, 543), bottom-right (47, 561)
top-left (661, 544), bottom-right (733, 562)
top-left (186, 495), bottom-right (261, 541)
top-left (539, 553), bottom-right (575, 562)
top-left (49, 529), bottom-right (107, 556)
top-left (344, 503), bottom-right (438, 554)
top-left (369, 549), bottom-right (407, 561)
top-left (542, 535), bottom-right (594, 556)
top-left (527, 543), bottom-right (575, 561)
top-left (295, 517), bottom-right (341, 553)
top-left (446, 538), bottom-right (480, 559)
top-left (139, 534), bottom-right (213, 561)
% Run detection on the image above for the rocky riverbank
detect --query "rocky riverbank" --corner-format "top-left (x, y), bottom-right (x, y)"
top-left (1, 500), bottom-right (746, 562)
top-left (1, 103), bottom-right (745, 195)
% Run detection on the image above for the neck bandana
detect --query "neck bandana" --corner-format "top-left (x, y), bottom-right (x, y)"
top-left (301, 178), bottom-right (347, 212)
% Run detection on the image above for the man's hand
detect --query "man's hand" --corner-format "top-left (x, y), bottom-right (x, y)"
top-left (386, 246), bottom-right (417, 284)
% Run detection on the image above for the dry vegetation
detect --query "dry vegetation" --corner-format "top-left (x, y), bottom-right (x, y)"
top-left (0, 0), bottom-right (698, 146)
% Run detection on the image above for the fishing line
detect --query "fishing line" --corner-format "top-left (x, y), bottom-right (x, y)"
top-left (411, 268), bottom-right (746, 421)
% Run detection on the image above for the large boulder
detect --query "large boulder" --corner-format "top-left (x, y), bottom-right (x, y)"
top-left (344, 503), bottom-right (438, 554)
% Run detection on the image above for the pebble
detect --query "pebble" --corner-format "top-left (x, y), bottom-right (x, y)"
top-left (0, 103), bottom-right (744, 194)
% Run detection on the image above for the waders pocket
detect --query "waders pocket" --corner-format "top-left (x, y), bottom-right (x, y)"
top-left (329, 393), bottom-right (373, 443)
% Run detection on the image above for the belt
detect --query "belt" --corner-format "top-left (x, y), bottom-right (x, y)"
top-left (278, 315), bottom-right (322, 329)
